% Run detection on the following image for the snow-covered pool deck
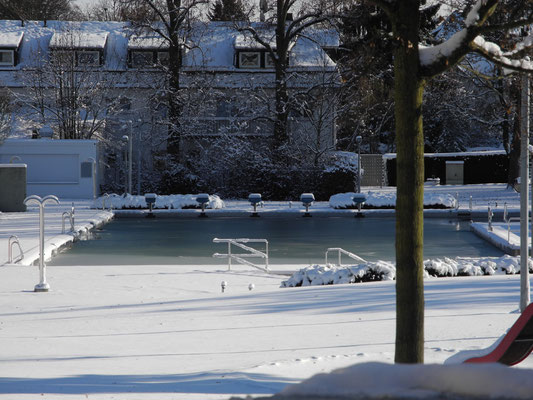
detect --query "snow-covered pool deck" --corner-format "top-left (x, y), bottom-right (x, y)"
top-left (1, 184), bottom-right (532, 400)
top-left (471, 222), bottom-right (528, 256)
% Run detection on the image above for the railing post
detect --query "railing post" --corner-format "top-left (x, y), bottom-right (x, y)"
top-left (228, 241), bottom-right (231, 271)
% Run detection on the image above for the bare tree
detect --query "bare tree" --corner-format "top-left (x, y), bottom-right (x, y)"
top-left (236, 0), bottom-right (330, 154)
top-left (0, 0), bottom-right (80, 21)
top-left (14, 28), bottom-right (121, 140)
top-left (0, 91), bottom-right (11, 144)
top-left (122, 0), bottom-right (208, 160)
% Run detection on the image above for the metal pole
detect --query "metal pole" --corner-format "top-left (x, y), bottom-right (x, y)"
top-left (521, 73), bottom-right (531, 312)
top-left (128, 126), bottom-right (133, 195)
top-left (356, 136), bottom-right (362, 193)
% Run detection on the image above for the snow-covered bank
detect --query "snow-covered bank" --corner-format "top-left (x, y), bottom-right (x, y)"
top-left (280, 362), bottom-right (533, 399)
top-left (281, 255), bottom-right (533, 287)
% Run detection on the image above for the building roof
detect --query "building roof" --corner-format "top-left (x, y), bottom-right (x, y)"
top-left (0, 20), bottom-right (338, 84)
top-left (49, 31), bottom-right (108, 49)
top-left (0, 30), bottom-right (24, 48)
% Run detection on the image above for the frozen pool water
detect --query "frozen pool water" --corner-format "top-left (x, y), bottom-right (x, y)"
top-left (49, 217), bottom-right (504, 266)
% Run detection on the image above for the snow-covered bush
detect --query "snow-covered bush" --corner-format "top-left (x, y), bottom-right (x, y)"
top-left (281, 256), bottom-right (533, 287)
top-left (92, 193), bottom-right (224, 210)
top-left (329, 191), bottom-right (457, 209)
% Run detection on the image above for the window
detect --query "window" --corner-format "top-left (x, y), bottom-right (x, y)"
top-left (51, 50), bottom-right (75, 66)
top-left (239, 52), bottom-right (260, 68)
top-left (157, 51), bottom-right (169, 66)
top-left (77, 51), bottom-right (100, 66)
top-left (131, 51), bottom-right (154, 68)
top-left (0, 50), bottom-right (14, 66)
top-left (265, 52), bottom-right (275, 68)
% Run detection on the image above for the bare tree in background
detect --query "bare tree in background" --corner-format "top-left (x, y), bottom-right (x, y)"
top-left (237, 0), bottom-right (330, 155)
top-left (121, 0), bottom-right (208, 160)
top-left (14, 28), bottom-right (121, 140)
top-left (0, 0), bottom-right (80, 21)
top-left (0, 91), bottom-right (11, 144)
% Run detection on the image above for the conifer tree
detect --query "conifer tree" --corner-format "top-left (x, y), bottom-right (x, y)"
top-left (208, 0), bottom-right (248, 22)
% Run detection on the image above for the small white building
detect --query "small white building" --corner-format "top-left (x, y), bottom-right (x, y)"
top-left (0, 138), bottom-right (99, 199)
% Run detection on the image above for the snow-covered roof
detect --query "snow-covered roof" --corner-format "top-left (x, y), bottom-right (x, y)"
top-left (128, 34), bottom-right (168, 50)
top-left (0, 31), bottom-right (23, 48)
top-left (0, 19), bottom-right (337, 84)
top-left (49, 31), bottom-right (108, 49)
top-left (234, 32), bottom-right (276, 50)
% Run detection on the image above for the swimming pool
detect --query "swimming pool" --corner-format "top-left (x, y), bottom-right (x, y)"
top-left (49, 216), bottom-right (504, 266)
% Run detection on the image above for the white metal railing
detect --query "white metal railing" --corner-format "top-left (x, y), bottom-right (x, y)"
top-left (325, 247), bottom-right (366, 266)
top-left (61, 211), bottom-right (74, 233)
top-left (508, 217), bottom-right (521, 243)
top-left (213, 238), bottom-right (269, 272)
top-left (8, 235), bottom-right (24, 264)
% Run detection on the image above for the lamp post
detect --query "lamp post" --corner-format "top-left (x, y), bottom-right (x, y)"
top-left (122, 131), bottom-right (132, 195)
top-left (23, 195), bottom-right (60, 292)
top-left (520, 72), bottom-right (531, 313)
top-left (356, 135), bottom-right (362, 193)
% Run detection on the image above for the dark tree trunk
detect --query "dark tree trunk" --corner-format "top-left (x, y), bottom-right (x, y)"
top-left (392, 0), bottom-right (425, 364)
top-left (166, 0), bottom-right (183, 160)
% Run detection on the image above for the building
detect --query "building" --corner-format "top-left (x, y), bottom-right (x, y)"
top-left (0, 19), bottom-right (339, 192)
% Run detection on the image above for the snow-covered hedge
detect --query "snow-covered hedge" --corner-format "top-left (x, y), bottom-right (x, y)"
top-left (281, 255), bottom-right (532, 287)
top-left (92, 193), bottom-right (225, 210)
top-left (329, 191), bottom-right (457, 209)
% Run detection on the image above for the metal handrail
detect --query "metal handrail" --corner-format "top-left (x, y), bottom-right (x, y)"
top-left (213, 238), bottom-right (269, 272)
top-left (102, 193), bottom-right (112, 211)
top-left (8, 235), bottom-right (24, 263)
top-left (325, 247), bottom-right (366, 266)
top-left (61, 211), bottom-right (74, 234)
top-left (508, 217), bottom-right (521, 243)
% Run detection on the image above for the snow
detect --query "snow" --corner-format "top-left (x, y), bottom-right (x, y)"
top-left (281, 255), bottom-right (531, 287)
top-left (49, 30), bottom-right (109, 49)
top-left (329, 191), bottom-right (457, 209)
top-left (92, 193), bottom-right (225, 210)
top-left (0, 184), bottom-right (532, 400)
top-left (0, 30), bottom-right (23, 48)
top-left (283, 362), bottom-right (533, 399)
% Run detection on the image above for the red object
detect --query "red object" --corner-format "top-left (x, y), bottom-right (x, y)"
top-left (464, 303), bottom-right (533, 366)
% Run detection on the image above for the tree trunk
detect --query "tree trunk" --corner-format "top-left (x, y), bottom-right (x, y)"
top-left (166, 0), bottom-right (183, 160)
top-left (393, 0), bottom-right (425, 364)
top-left (274, 65), bottom-right (289, 150)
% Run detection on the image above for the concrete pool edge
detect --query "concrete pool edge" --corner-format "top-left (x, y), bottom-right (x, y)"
top-left (2, 210), bottom-right (114, 267)
top-left (110, 207), bottom-right (517, 219)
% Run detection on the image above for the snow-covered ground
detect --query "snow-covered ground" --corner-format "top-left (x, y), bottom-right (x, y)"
top-left (0, 184), bottom-right (532, 400)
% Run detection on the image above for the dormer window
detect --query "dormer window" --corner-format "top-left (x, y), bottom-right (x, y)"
top-left (49, 31), bottom-right (107, 67)
top-left (265, 53), bottom-right (275, 68)
top-left (157, 51), bottom-right (169, 66)
top-left (78, 51), bottom-right (100, 66)
top-left (128, 34), bottom-right (175, 69)
top-left (239, 52), bottom-right (260, 68)
top-left (131, 51), bottom-right (154, 68)
top-left (0, 31), bottom-right (23, 68)
top-left (0, 50), bottom-right (14, 67)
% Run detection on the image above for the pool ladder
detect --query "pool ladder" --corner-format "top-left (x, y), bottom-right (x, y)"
top-left (8, 235), bottom-right (24, 264)
top-left (213, 238), bottom-right (269, 272)
top-left (61, 207), bottom-right (75, 234)
top-left (325, 248), bottom-right (366, 266)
